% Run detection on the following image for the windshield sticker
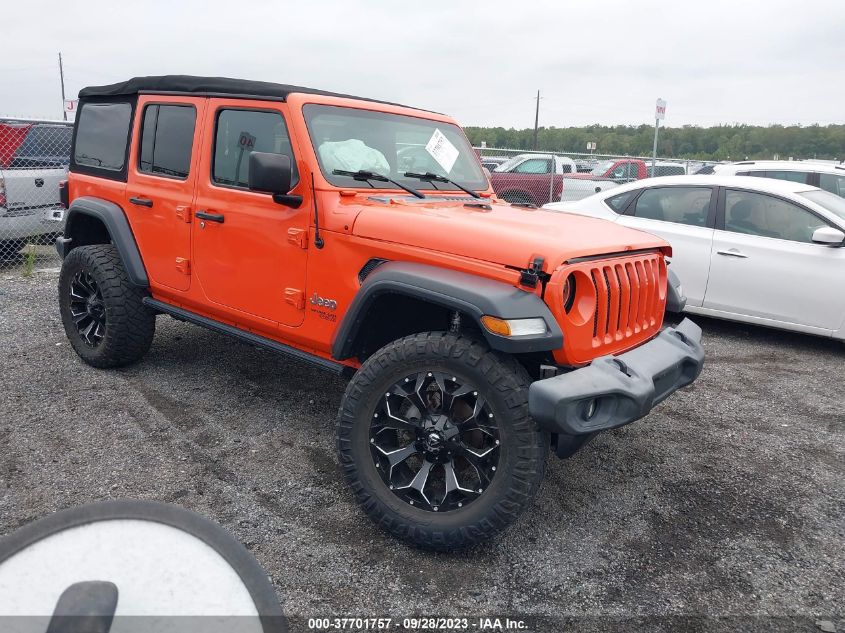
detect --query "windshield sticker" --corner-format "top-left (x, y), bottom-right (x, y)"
top-left (425, 128), bottom-right (459, 174)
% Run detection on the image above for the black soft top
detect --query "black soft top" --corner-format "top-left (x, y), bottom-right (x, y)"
top-left (78, 75), bottom-right (422, 110)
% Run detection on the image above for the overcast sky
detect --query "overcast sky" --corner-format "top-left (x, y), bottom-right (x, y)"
top-left (1, 0), bottom-right (842, 128)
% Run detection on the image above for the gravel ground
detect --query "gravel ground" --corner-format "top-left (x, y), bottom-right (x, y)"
top-left (1, 263), bottom-right (843, 632)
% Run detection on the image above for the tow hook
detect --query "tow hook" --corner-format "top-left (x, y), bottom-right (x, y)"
top-left (519, 257), bottom-right (546, 288)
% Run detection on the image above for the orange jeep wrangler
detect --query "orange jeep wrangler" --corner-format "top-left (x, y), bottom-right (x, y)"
top-left (57, 76), bottom-right (704, 549)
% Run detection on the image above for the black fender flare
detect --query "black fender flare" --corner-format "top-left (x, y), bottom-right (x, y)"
top-left (332, 261), bottom-right (563, 359)
top-left (665, 267), bottom-right (687, 313)
top-left (59, 196), bottom-right (148, 288)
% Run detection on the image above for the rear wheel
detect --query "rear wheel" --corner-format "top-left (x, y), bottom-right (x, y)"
top-left (58, 244), bottom-right (155, 368)
top-left (337, 332), bottom-right (548, 549)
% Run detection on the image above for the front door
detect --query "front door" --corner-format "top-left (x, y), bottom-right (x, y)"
top-left (704, 188), bottom-right (845, 329)
top-left (125, 96), bottom-right (203, 292)
top-left (192, 99), bottom-right (309, 327)
top-left (616, 185), bottom-right (716, 307)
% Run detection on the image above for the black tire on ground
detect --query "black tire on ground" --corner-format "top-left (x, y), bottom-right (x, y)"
top-left (58, 244), bottom-right (156, 368)
top-left (337, 332), bottom-right (549, 550)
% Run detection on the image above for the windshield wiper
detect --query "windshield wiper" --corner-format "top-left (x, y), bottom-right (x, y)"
top-left (332, 169), bottom-right (425, 199)
top-left (403, 172), bottom-right (481, 199)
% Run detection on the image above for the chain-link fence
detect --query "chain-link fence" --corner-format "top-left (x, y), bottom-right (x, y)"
top-left (0, 117), bottom-right (72, 263)
top-left (478, 147), bottom-right (718, 206)
top-left (0, 115), bottom-right (720, 266)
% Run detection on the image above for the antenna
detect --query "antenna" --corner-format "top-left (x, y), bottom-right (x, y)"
top-left (311, 173), bottom-right (324, 249)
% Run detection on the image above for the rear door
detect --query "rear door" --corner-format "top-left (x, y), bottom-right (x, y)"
top-left (192, 99), bottom-right (309, 327)
top-left (125, 96), bottom-right (203, 292)
top-left (616, 185), bottom-right (717, 306)
top-left (704, 188), bottom-right (845, 329)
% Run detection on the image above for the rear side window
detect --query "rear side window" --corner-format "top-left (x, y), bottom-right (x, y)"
top-left (512, 158), bottom-right (551, 174)
top-left (605, 189), bottom-right (638, 213)
top-left (212, 109), bottom-right (298, 188)
top-left (819, 173), bottom-right (845, 198)
top-left (73, 102), bottom-right (132, 172)
top-left (742, 170), bottom-right (809, 183)
top-left (138, 105), bottom-right (196, 179)
top-left (631, 186), bottom-right (712, 226)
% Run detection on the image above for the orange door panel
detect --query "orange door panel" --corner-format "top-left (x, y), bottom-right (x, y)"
top-left (192, 99), bottom-right (309, 327)
top-left (125, 96), bottom-right (205, 292)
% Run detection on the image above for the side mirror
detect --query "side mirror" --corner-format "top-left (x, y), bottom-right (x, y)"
top-left (249, 151), bottom-right (292, 195)
top-left (248, 152), bottom-right (302, 208)
top-left (812, 226), bottom-right (845, 245)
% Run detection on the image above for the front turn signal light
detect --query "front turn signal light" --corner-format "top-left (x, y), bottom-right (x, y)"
top-left (481, 316), bottom-right (547, 337)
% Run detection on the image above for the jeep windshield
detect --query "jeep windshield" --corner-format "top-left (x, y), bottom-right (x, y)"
top-left (303, 104), bottom-right (487, 194)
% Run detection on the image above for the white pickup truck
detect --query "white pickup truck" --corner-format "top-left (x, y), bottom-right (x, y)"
top-left (0, 119), bottom-right (72, 257)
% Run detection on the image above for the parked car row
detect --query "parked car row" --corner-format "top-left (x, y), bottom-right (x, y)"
top-left (0, 118), bottom-right (72, 256)
top-left (482, 153), bottom-right (690, 206)
top-left (545, 173), bottom-right (845, 340)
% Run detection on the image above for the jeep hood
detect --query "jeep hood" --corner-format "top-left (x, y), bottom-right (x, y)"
top-left (351, 197), bottom-right (669, 270)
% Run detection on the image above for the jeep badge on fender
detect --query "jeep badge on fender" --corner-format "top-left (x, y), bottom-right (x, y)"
top-left (55, 75), bottom-right (703, 551)
top-left (310, 292), bottom-right (337, 310)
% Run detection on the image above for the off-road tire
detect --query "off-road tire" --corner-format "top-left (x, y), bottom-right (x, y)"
top-left (337, 332), bottom-right (549, 550)
top-left (59, 244), bottom-right (155, 368)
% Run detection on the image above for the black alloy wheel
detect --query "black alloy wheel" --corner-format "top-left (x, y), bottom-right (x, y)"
top-left (370, 371), bottom-right (500, 512)
top-left (68, 271), bottom-right (107, 347)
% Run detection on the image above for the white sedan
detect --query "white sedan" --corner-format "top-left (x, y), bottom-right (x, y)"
top-left (544, 175), bottom-right (845, 340)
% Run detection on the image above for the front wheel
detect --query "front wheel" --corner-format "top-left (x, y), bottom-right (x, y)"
top-left (336, 332), bottom-right (549, 549)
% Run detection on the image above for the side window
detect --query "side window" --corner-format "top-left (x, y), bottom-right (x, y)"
top-left (7, 125), bottom-right (72, 169)
top-left (73, 102), bottom-right (132, 172)
top-left (212, 109), bottom-right (298, 188)
top-left (606, 189), bottom-right (638, 213)
top-left (513, 158), bottom-right (551, 174)
top-left (819, 173), bottom-right (845, 198)
top-left (611, 163), bottom-right (628, 179)
top-left (724, 190), bottom-right (827, 243)
top-left (766, 170), bottom-right (810, 184)
top-left (138, 104), bottom-right (196, 179)
top-left (631, 187), bottom-right (712, 226)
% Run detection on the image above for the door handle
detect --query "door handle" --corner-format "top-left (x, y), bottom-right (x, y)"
top-left (129, 197), bottom-right (153, 208)
top-left (716, 249), bottom-right (748, 258)
top-left (195, 211), bottom-right (224, 223)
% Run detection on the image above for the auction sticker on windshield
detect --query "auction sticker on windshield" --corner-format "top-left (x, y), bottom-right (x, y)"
top-left (425, 128), bottom-right (459, 173)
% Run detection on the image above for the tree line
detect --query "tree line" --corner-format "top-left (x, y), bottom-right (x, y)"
top-left (463, 124), bottom-right (845, 161)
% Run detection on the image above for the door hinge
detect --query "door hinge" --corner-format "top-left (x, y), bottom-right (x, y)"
top-left (285, 288), bottom-right (305, 310)
top-left (287, 228), bottom-right (308, 249)
top-left (175, 206), bottom-right (192, 223)
top-left (175, 257), bottom-right (191, 275)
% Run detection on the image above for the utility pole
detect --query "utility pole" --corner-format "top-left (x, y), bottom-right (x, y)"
top-left (58, 52), bottom-right (67, 121)
top-left (653, 98), bottom-right (666, 173)
top-left (532, 90), bottom-right (540, 151)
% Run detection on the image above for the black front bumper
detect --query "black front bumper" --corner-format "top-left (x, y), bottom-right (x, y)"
top-left (528, 318), bottom-right (704, 447)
